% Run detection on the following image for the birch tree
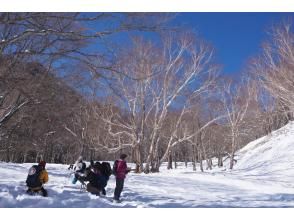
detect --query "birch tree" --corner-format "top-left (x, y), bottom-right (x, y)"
top-left (220, 78), bottom-right (255, 169)
top-left (96, 32), bottom-right (218, 173)
top-left (252, 22), bottom-right (294, 117)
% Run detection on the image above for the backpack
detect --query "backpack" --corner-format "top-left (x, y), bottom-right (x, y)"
top-left (112, 160), bottom-right (118, 176)
top-left (101, 162), bottom-right (112, 177)
top-left (26, 165), bottom-right (42, 188)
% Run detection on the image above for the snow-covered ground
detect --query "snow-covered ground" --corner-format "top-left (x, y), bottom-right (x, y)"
top-left (1, 122), bottom-right (294, 208)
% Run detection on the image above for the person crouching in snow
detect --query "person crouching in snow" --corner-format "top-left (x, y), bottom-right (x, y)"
top-left (113, 153), bottom-right (131, 202)
top-left (80, 167), bottom-right (107, 196)
top-left (92, 162), bottom-right (107, 195)
top-left (26, 161), bottom-right (49, 197)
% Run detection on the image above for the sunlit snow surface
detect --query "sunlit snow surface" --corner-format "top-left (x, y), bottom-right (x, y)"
top-left (1, 122), bottom-right (294, 207)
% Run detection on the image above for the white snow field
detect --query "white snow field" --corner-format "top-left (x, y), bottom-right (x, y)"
top-left (1, 121), bottom-right (294, 208)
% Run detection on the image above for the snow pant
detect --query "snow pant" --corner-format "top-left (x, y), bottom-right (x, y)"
top-left (114, 178), bottom-right (124, 200)
top-left (102, 188), bottom-right (106, 195)
top-left (86, 183), bottom-right (101, 195)
top-left (27, 186), bottom-right (48, 197)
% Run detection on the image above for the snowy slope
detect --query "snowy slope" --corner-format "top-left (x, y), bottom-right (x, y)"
top-left (234, 121), bottom-right (294, 181)
top-left (1, 122), bottom-right (294, 208)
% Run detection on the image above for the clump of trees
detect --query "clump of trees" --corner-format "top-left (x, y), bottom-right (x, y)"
top-left (1, 13), bottom-right (293, 173)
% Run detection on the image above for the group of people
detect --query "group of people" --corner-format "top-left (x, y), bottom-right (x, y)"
top-left (71, 156), bottom-right (111, 196)
top-left (25, 153), bottom-right (130, 202)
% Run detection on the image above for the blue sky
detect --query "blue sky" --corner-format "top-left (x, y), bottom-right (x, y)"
top-left (81, 13), bottom-right (294, 78)
top-left (174, 13), bottom-right (294, 75)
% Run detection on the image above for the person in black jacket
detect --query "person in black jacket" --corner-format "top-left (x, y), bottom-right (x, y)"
top-left (80, 167), bottom-right (106, 196)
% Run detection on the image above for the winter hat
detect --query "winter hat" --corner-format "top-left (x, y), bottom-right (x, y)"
top-left (120, 153), bottom-right (127, 160)
top-left (39, 161), bottom-right (46, 167)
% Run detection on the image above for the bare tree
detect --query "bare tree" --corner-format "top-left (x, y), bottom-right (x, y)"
top-left (0, 13), bottom-right (174, 163)
top-left (252, 22), bottom-right (294, 118)
top-left (94, 32), bottom-right (218, 173)
top-left (219, 77), bottom-right (255, 169)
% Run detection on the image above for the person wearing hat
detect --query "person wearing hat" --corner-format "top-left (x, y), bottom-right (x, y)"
top-left (26, 160), bottom-right (49, 197)
top-left (113, 153), bottom-right (131, 202)
top-left (79, 167), bottom-right (107, 196)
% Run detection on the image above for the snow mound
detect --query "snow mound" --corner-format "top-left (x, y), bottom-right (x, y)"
top-left (234, 121), bottom-right (294, 180)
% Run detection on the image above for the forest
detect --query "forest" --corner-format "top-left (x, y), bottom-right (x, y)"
top-left (1, 13), bottom-right (293, 173)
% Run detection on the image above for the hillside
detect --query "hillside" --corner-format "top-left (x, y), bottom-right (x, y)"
top-left (234, 121), bottom-right (294, 183)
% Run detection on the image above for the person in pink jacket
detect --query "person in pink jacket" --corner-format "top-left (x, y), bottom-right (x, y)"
top-left (113, 153), bottom-right (130, 202)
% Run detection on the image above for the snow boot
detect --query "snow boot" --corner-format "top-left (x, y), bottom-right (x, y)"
top-left (112, 199), bottom-right (121, 203)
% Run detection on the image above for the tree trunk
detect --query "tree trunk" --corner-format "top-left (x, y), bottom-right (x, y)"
top-left (198, 132), bottom-right (204, 172)
top-left (229, 152), bottom-right (236, 169)
top-left (192, 143), bottom-right (197, 171)
top-left (167, 151), bottom-right (173, 170)
top-left (218, 155), bottom-right (223, 167)
top-left (150, 145), bottom-right (160, 172)
top-left (230, 131), bottom-right (237, 169)
top-left (153, 154), bottom-right (160, 172)
top-left (206, 158), bottom-right (212, 170)
top-left (35, 151), bottom-right (41, 163)
top-left (144, 147), bottom-right (154, 173)
top-left (6, 145), bottom-right (10, 162)
top-left (134, 144), bottom-right (143, 173)
top-left (192, 160), bottom-right (196, 171)
top-left (174, 151), bottom-right (177, 169)
top-left (10, 152), bottom-right (15, 162)
top-left (23, 151), bottom-right (28, 163)
top-left (199, 150), bottom-right (203, 172)
top-left (199, 159), bottom-right (203, 172)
